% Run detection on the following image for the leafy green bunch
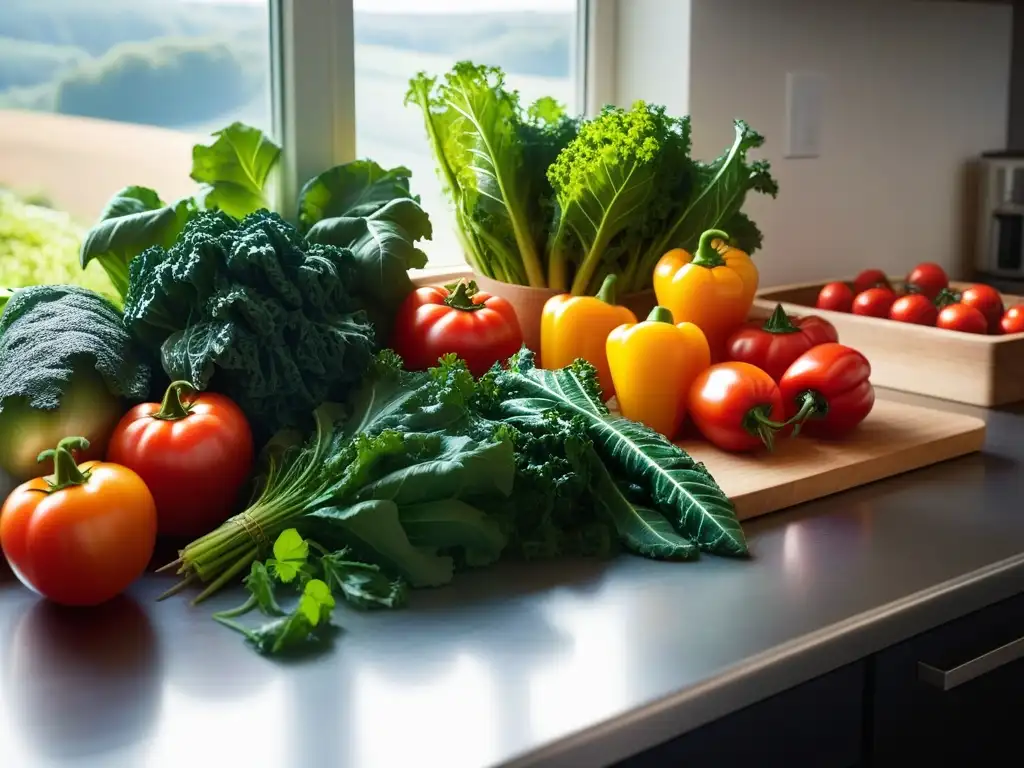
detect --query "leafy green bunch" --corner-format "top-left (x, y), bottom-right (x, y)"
top-left (407, 61), bottom-right (778, 294)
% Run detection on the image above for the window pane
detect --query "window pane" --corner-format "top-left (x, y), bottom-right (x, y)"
top-left (353, 0), bottom-right (580, 269)
top-left (0, 0), bottom-right (271, 292)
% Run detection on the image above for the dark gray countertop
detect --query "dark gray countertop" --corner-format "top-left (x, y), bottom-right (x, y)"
top-left (1, 390), bottom-right (1023, 768)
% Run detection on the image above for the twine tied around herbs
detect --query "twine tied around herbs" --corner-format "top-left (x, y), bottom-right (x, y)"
top-left (233, 511), bottom-right (271, 554)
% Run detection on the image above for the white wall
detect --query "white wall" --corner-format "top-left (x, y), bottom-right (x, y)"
top-left (616, 0), bottom-right (1012, 286)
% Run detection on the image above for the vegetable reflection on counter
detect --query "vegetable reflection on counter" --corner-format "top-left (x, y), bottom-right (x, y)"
top-left (158, 350), bottom-right (748, 655)
top-left (406, 61), bottom-right (777, 294)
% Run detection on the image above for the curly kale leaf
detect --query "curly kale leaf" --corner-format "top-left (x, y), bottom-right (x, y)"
top-left (0, 284), bottom-right (151, 413)
top-left (123, 209), bottom-right (375, 438)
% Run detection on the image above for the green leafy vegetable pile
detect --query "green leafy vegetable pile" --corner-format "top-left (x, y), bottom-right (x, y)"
top-left (164, 349), bottom-right (747, 655)
top-left (406, 61), bottom-right (778, 294)
top-left (123, 209), bottom-right (376, 439)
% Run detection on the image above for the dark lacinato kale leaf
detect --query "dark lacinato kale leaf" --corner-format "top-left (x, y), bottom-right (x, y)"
top-left (122, 209), bottom-right (375, 439)
top-left (0, 284), bottom-right (151, 413)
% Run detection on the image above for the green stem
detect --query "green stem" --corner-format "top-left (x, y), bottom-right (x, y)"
top-left (444, 280), bottom-right (485, 312)
top-left (933, 288), bottom-right (961, 308)
top-left (691, 229), bottom-right (731, 269)
top-left (36, 437), bottom-right (91, 492)
top-left (783, 390), bottom-right (826, 437)
top-left (595, 274), bottom-right (619, 304)
top-left (762, 304), bottom-right (800, 334)
top-left (192, 547), bottom-right (259, 605)
top-left (212, 595), bottom-right (258, 620)
top-left (154, 381), bottom-right (197, 421)
top-left (646, 305), bottom-right (674, 324)
top-left (742, 405), bottom-right (790, 451)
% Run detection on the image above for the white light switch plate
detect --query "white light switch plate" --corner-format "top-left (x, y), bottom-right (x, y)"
top-left (785, 72), bottom-right (826, 159)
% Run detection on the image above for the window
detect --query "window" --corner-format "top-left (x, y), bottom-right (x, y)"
top-left (352, 0), bottom-right (582, 268)
top-left (0, 0), bottom-right (588, 288)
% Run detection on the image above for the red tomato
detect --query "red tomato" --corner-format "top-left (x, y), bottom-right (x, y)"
top-left (852, 287), bottom-right (896, 318)
top-left (959, 284), bottom-right (1004, 334)
top-left (936, 304), bottom-right (987, 335)
top-left (0, 437), bottom-right (157, 607)
top-left (853, 269), bottom-right (891, 295)
top-left (687, 362), bottom-right (788, 452)
top-left (725, 304), bottom-right (838, 382)
top-left (391, 280), bottom-right (524, 378)
top-left (905, 262), bottom-right (949, 300)
top-left (106, 382), bottom-right (254, 539)
top-left (1001, 304), bottom-right (1024, 334)
top-left (888, 294), bottom-right (937, 326)
top-left (816, 282), bottom-right (854, 313)
top-left (779, 343), bottom-right (875, 438)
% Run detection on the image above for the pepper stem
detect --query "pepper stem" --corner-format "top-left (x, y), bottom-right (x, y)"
top-left (762, 304), bottom-right (800, 334)
top-left (783, 390), bottom-right (827, 437)
top-left (37, 437), bottom-right (92, 492)
top-left (443, 280), bottom-right (485, 312)
top-left (595, 274), bottom-right (618, 305)
top-left (742, 406), bottom-right (789, 451)
top-left (646, 305), bottom-right (674, 324)
top-left (691, 229), bottom-right (731, 269)
top-left (155, 381), bottom-right (197, 421)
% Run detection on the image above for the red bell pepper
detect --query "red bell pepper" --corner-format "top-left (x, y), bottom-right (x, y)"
top-left (779, 343), bottom-right (875, 438)
top-left (725, 304), bottom-right (838, 383)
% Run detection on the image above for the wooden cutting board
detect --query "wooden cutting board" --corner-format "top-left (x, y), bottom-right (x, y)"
top-left (676, 399), bottom-right (986, 521)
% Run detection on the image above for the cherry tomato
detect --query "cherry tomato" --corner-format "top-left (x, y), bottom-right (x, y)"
top-left (888, 294), bottom-right (937, 326)
top-left (816, 282), bottom-right (854, 313)
top-left (936, 303), bottom-right (987, 335)
top-left (106, 381), bottom-right (254, 539)
top-left (852, 287), bottom-right (896, 318)
top-left (780, 343), bottom-right (875, 439)
top-left (391, 280), bottom-right (524, 378)
top-left (959, 284), bottom-right (1004, 334)
top-left (1001, 304), bottom-right (1024, 334)
top-left (687, 362), bottom-right (788, 452)
top-left (725, 304), bottom-right (838, 383)
top-left (853, 269), bottom-right (891, 295)
top-left (905, 262), bottom-right (949, 300)
top-left (0, 437), bottom-right (157, 607)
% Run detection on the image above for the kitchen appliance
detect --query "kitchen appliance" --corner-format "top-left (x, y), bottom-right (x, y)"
top-left (976, 152), bottom-right (1024, 279)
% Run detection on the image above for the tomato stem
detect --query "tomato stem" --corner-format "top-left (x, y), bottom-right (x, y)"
top-left (595, 274), bottom-right (618, 305)
top-left (784, 390), bottom-right (827, 437)
top-left (933, 288), bottom-right (961, 309)
top-left (691, 228), bottom-right (731, 269)
top-left (762, 304), bottom-right (800, 334)
top-left (742, 406), bottom-right (788, 451)
top-left (443, 280), bottom-right (485, 312)
top-left (36, 436), bottom-right (91, 492)
top-left (154, 381), bottom-right (197, 421)
top-left (646, 305), bottom-right (674, 324)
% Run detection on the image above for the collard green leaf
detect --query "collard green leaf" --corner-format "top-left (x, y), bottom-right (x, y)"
top-left (309, 500), bottom-right (455, 587)
top-left (0, 284), bottom-right (151, 413)
top-left (399, 499), bottom-right (507, 568)
top-left (79, 186), bottom-right (194, 300)
top-left (491, 349), bottom-right (747, 557)
top-left (586, 448), bottom-right (698, 561)
top-left (297, 159), bottom-right (416, 231)
top-left (191, 122), bottom-right (281, 220)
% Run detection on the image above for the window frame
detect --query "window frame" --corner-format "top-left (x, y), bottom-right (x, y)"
top-left (270, 0), bottom-right (612, 262)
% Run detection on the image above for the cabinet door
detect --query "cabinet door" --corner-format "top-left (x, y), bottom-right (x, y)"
top-left (871, 593), bottom-right (1024, 767)
top-left (616, 661), bottom-right (865, 768)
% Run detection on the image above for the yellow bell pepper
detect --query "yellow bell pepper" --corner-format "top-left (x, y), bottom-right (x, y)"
top-left (541, 274), bottom-right (637, 400)
top-left (606, 306), bottom-right (711, 439)
top-left (653, 228), bottom-right (759, 359)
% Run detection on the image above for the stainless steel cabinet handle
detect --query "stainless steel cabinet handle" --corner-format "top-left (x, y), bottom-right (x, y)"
top-left (918, 635), bottom-right (1024, 691)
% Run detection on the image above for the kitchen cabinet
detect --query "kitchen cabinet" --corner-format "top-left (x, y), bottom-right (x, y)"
top-left (870, 592), bottom-right (1024, 767)
top-left (614, 662), bottom-right (865, 768)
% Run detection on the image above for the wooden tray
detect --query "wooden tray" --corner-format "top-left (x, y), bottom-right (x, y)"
top-left (678, 398), bottom-right (986, 521)
top-left (754, 279), bottom-right (1024, 407)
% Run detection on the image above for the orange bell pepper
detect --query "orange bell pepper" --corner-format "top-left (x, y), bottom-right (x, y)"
top-left (653, 229), bottom-right (759, 359)
top-left (541, 274), bottom-right (637, 400)
top-left (606, 306), bottom-right (711, 439)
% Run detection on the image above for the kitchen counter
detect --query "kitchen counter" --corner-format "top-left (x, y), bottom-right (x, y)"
top-left (1, 390), bottom-right (1023, 768)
